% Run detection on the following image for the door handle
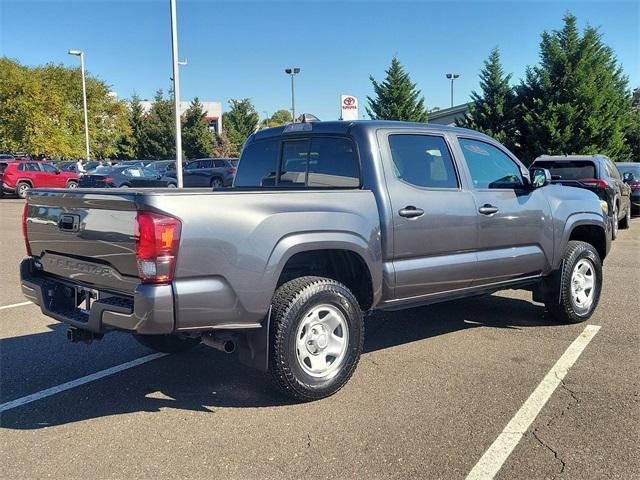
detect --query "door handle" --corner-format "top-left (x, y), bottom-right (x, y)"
top-left (399, 206), bottom-right (424, 218)
top-left (478, 204), bottom-right (499, 215)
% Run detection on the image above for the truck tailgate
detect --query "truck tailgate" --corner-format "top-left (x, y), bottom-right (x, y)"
top-left (25, 190), bottom-right (140, 293)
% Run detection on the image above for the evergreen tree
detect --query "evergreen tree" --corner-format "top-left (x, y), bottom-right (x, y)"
top-left (223, 98), bottom-right (259, 156)
top-left (182, 98), bottom-right (214, 159)
top-left (457, 48), bottom-right (515, 148)
top-left (140, 89), bottom-right (175, 160)
top-left (366, 57), bottom-right (428, 122)
top-left (120, 94), bottom-right (146, 159)
top-left (625, 87), bottom-right (640, 162)
top-left (514, 13), bottom-right (631, 163)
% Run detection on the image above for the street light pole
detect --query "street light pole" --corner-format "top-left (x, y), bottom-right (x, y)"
top-left (263, 111), bottom-right (269, 129)
top-left (68, 50), bottom-right (90, 161)
top-left (445, 73), bottom-right (460, 108)
top-left (284, 68), bottom-right (300, 123)
top-left (170, 0), bottom-right (184, 187)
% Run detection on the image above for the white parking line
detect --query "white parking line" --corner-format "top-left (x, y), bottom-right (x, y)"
top-left (0, 352), bottom-right (169, 413)
top-left (0, 301), bottom-right (32, 311)
top-left (466, 324), bottom-right (601, 480)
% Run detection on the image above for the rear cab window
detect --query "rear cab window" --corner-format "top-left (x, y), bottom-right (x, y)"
top-left (235, 136), bottom-right (360, 188)
top-left (533, 160), bottom-right (596, 181)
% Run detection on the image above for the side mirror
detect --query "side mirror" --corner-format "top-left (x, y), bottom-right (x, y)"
top-left (529, 168), bottom-right (551, 188)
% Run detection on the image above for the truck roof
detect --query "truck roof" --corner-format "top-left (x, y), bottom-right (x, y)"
top-left (250, 120), bottom-right (492, 142)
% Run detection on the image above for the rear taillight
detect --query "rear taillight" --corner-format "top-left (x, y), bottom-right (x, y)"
top-left (22, 203), bottom-right (32, 256)
top-left (228, 167), bottom-right (237, 174)
top-left (103, 177), bottom-right (114, 184)
top-left (630, 182), bottom-right (640, 191)
top-left (579, 178), bottom-right (608, 188)
top-left (135, 211), bottom-right (181, 284)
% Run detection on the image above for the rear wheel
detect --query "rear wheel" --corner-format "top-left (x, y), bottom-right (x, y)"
top-left (611, 205), bottom-right (618, 240)
top-left (210, 177), bottom-right (223, 188)
top-left (546, 240), bottom-right (602, 324)
top-left (134, 334), bottom-right (201, 353)
top-left (16, 181), bottom-right (30, 199)
top-left (269, 276), bottom-right (364, 401)
top-left (167, 183), bottom-right (177, 188)
top-left (619, 205), bottom-right (631, 229)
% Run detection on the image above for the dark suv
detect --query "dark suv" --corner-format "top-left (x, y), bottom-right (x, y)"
top-left (171, 158), bottom-right (237, 188)
top-left (531, 155), bottom-right (632, 239)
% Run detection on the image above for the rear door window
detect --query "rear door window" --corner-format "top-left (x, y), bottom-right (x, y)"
top-left (388, 134), bottom-right (458, 188)
top-left (307, 137), bottom-right (359, 187)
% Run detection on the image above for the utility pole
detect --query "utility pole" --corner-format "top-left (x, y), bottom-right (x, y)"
top-left (446, 73), bottom-right (460, 108)
top-left (285, 68), bottom-right (301, 122)
top-left (68, 50), bottom-right (90, 160)
top-left (170, 0), bottom-right (184, 187)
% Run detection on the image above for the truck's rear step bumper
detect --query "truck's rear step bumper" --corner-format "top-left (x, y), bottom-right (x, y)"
top-left (20, 258), bottom-right (175, 334)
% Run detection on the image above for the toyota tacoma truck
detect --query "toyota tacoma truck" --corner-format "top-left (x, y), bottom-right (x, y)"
top-left (20, 121), bottom-right (611, 401)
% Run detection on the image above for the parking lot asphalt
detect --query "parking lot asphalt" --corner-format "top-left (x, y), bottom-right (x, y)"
top-left (0, 198), bottom-right (638, 480)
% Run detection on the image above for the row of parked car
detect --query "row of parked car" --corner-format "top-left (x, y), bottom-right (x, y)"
top-left (0, 157), bottom-right (238, 198)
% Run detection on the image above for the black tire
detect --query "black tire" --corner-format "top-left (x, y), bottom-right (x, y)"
top-left (546, 240), bottom-right (602, 324)
top-left (619, 205), bottom-right (631, 229)
top-left (133, 334), bottom-right (201, 353)
top-left (16, 181), bottom-right (30, 199)
top-left (611, 205), bottom-right (618, 240)
top-left (66, 180), bottom-right (78, 189)
top-left (210, 177), bottom-right (223, 188)
top-left (269, 276), bottom-right (364, 401)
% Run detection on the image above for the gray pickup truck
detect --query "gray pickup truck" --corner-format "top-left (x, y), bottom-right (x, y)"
top-left (20, 121), bottom-right (611, 401)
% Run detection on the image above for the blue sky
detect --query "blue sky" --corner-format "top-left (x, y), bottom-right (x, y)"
top-left (2, 0), bottom-right (639, 121)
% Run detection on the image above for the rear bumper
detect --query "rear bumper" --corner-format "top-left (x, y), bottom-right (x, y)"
top-left (20, 258), bottom-right (175, 334)
top-left (1, 183), bottom-right (16, 194)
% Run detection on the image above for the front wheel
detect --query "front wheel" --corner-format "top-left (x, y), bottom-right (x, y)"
top-left (546, 240), bottom-right (602, 324)
top-left (134, 334), bottom-right (201, 353)
top-left (269, 276), bottom-right (364, 401)
top-left (67, 180), bottom-right (78, 189)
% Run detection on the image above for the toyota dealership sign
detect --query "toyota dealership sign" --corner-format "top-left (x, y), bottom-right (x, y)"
top-left (340, 95), bottom-right (358, 121)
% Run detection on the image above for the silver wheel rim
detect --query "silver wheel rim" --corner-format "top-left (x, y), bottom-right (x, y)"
top-left (613, 207), bottom-right (618, 235)
top-left (18, 184), bottom-right (29, 197)
top-left (212, 179), bottom-right (222, 187)
top-left (570, 258), bottom-right (596, 315)
top-left (168, 183), bottom-right (176, 188)
top-left (68, 182), bottom-right (78, 189)
top-left (295, 304), bottom-right (349, 379)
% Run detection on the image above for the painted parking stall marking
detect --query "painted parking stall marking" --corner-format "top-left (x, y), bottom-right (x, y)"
top-left (0, 301), bottom-right (32, 311)
top-left (0, 352), bottom-right (169, 413)
top-left (466, 324), bottom-right (601, 480)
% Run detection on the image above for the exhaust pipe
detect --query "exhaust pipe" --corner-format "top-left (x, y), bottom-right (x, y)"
top-left (202, 334), bottom-right (236, 353)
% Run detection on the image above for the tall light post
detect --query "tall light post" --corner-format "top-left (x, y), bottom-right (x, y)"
top-left (445, 73), bottom-right (460, 108)
top-left (284, 67), bottom-right (300, 123)
top-left (263, 111), bottom-right (270, 129)
top-left (170, 0), bottom-right (184, 187)
top-left (68, 50), bottom-right (90, 161)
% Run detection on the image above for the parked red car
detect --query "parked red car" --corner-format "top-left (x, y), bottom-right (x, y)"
top-left (0, 160), bottom-right (79, 199)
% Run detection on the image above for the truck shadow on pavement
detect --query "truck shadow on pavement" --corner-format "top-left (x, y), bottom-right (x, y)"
top-left (1, 294), bottom-right (561, 430)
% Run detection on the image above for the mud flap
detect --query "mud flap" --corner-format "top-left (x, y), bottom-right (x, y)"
top-left (237, 307), bottom-right (271, 372)
top-left (532, 262), bottom-right (564, 305)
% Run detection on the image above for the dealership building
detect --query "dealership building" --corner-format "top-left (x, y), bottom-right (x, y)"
top-left (139, 100), bottom-right (223, 133)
